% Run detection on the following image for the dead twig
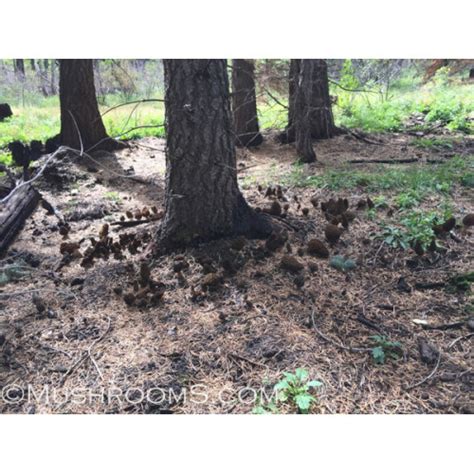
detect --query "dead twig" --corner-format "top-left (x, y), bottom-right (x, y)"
top-left (404, 352), bottom-right (441, 391)
top-left (311, 311), bottom-right (372, 353)
top-left (59, 316), bottom-right (112, 386)
top-left (228, 352), bottom-right (268, 369)
top-left (448, 333), bottom-right (474, 349)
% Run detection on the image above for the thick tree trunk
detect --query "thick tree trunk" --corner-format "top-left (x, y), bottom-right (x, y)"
top-left (295, 60), bottom-right (316, 163)
top-left (231, 59), bottom-right (263, 147)
top-left (59, 59), bottom-right (115, 151)
top-left (159, 60), bottom-right (273, 249)
top-left (0, 185), bottom-right (40, 257)
top-left (282, 59), bottom-right (336, 143)
top-left (309, 60), bottom-right (336, 139)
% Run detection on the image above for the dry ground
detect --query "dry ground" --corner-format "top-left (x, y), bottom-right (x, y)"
top-left (0, 132), bottom-right (472, 414)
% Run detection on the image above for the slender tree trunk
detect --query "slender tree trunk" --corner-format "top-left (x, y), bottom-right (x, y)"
top-left (29, 59), bottom-right (37, 72)
top-left (295, 60), bottom-right (316, 163)
top-left (158, 60), bottom-right (273, 249)
top-left (282, 59), bottom-right (336, 143)
top-left (14, 59), bottom-right (25, 77)
top-left (50, 60), bottom-right (57, 95)
top-left (283, 59), bottom-right (300, 143)
top-left (59, 59), bottom-right (116, 151)
top-left (231, 59), bottom-right (263, 147)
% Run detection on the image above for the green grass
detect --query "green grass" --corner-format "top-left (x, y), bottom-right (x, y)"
top-left (284, 155), bottom-right (473, 195)
top-left (0, 94), bottom-right (166, 164)
top-left (412, 137), bottom-right (456, 149)
top-left (1, 68), bottom-right (472, 168)
top-left (333, 75), bottom-right (474, 134)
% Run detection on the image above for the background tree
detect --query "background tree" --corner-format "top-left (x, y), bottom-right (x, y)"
top-left (282, 59), bottom-right (336, 143)
top-left (231, 59), bottom-right (263, 147)
top-left (59, 59), bottom-right (116, 151)
top-left (14, 59), bottom-right (25, 77)
top-left (294, 60), bottom-right (316, 163)
top-left (159, 59), bottom-right (273, 249)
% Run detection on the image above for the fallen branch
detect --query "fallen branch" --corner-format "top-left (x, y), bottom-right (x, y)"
top-left (421, 321), bottom-right (466, 331)
top-left (349, 158), bottom-right (418, 164)
top-left (59, 316), bottom-right (112, 386)
top-left (110, 217), bottom-right (161, 228)
top-left (100, 98), bottom-right (165, 118)
top-left (339, 126), bottom-right (384, 145)
top-left (311, 311), bottom-right (371, 353)
top-left (0, 184), bottom-right (40, 256)
top-left (404, 352), bottom-right (441, 390)
top-left (448, 333), bottom-right (474, 349)
top-left (228, 352), bottom-right (268, 369)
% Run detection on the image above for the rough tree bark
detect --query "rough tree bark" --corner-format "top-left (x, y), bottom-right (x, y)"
top-left (158, 60), bottom-right (273, 249)
top-left (282, 59), bottom-right (336, 143)
top-left (59, 59), bottom-right (116, 151)
top-left (231, 59), bottom-right (263, 147)
top-left (295, 60), bottom-right (316, 163)
top-left (0, 185), bottom-right (40, 256)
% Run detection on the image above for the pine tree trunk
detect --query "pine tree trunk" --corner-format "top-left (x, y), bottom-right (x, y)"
top-left (59, 59), bottom-right (115, 151)
top-left (295, 60), bottom-right (316, 163)
top-left (231, 59), bottom-right (263, 147)
top-left (14, 59), bottom-right (25, 77)
top-left (309, 60), bottom-right (336, 139)
top-left (282, 59), bottom-right (300, 143)
top-left (158, 60), bottom-right (273, 249)
top-left (282, 59), bottom-right (336, 143)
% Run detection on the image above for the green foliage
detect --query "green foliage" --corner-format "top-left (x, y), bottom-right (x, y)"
top-left (372, 195), bottom-right (389, 209)
top-left (0, 94), bottom-right (166, 154)
top-left (104, 191), bottom-right (121, 202)
top-left (370, 335), bottom-right (402, 364)
top-left (394, 190), bottom-right (422, 210)
top-left (400, 210), bottom-right (437, 251)
top-left (0, 261), bottom-right (32, 286)
top-left (338, 60), bottom-right (360, 117)
top-left (333, 67), bottom-right (473, 133)
top-left (285, 156), bottom-right (473, 197)
top-left (447, 272), bottom-right (474, 293)
top-left (412, 137), bottom-right (455, 150)
top-left (273, 368), bottom-right (323, 414)
top-left (378, 224), bottom-right (411, 250)
top-left (252, 398), bottom-right (280, 415)
top-left (329, 255), bottom-right (357, 272)
top-left (378, 209), bottom-right (440, 253)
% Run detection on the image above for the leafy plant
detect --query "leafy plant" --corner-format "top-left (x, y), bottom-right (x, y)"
top-left (378, 224), bottom-right (411, 250)
top-left (372, 195), bottom-right (389, 209)
top-left (447, 272), bottom-right (474, 293)
top-left (370, 336), bottom-right (403, 364)
top-left (395, 190), bottom-right (422, 210)
top-left (274, 368), bottom-right (323, 414)
top-left (252, 398), bottom-right (280, 415)
top-left (401, 210), bottom-right (437, 252)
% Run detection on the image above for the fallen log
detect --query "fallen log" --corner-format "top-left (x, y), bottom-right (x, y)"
top-left (0, 184), bottom-right (40, 256)
top-left (349, 158), bottom-right (418, 164)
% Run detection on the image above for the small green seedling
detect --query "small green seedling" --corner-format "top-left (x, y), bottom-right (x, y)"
top-left (370, 335), bottom-right (403, 364)
top-left (274, 368), bottom-right (323, 414)
top-left (330, 255), bottom-right (357, 272)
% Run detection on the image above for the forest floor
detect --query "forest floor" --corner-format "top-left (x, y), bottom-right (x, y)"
top-left (0, 130), bottom-right (473, 414)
